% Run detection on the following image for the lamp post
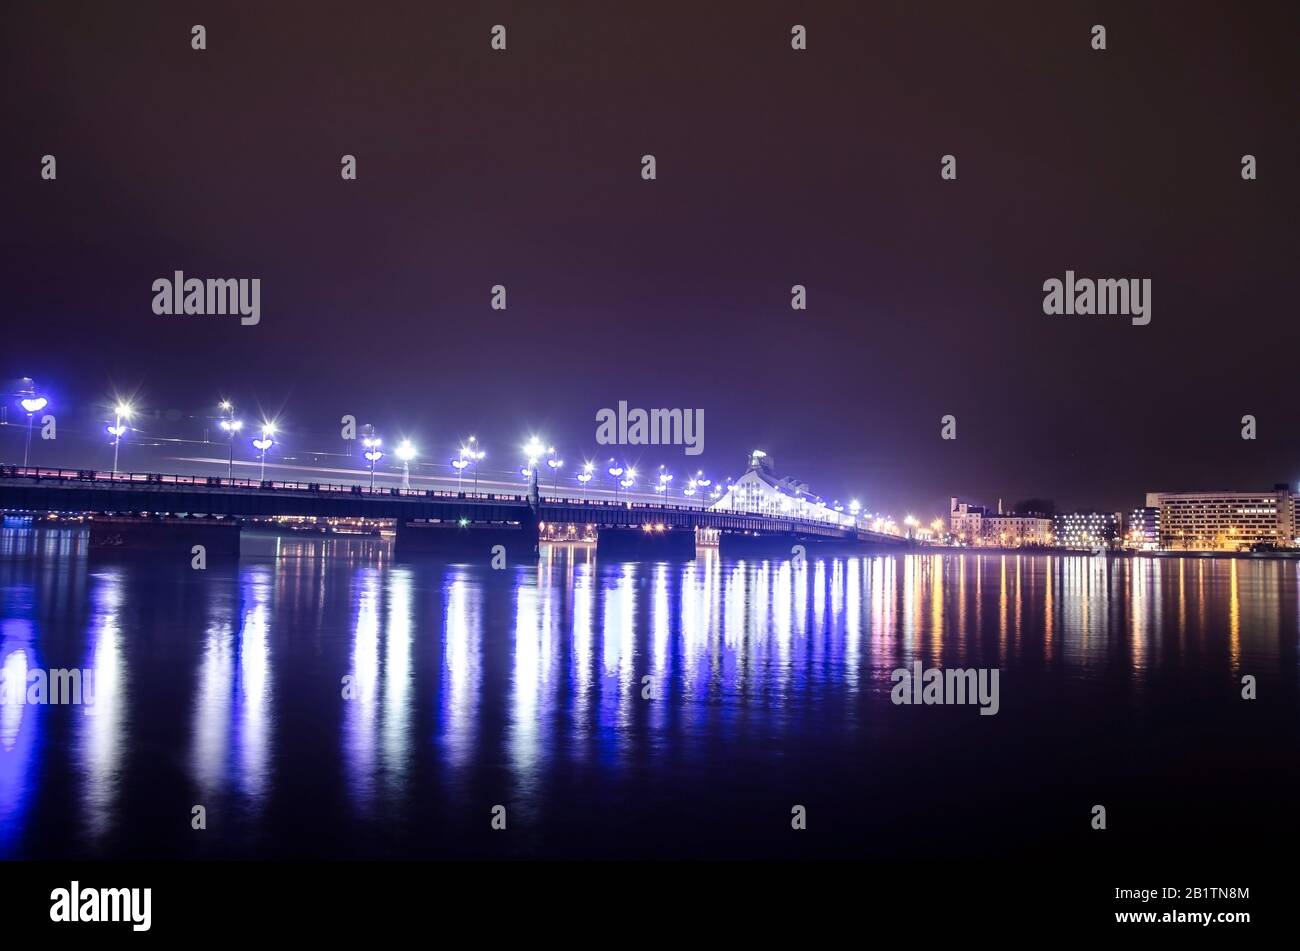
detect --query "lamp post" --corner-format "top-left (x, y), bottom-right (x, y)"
top-left (607, 460), bottom-right (625, 503)
top-left (546, 451), bottom-right (563, 493)
top-left (218, 401), bottom-right (243, 480)
top-left (521, 437), bottom-right (547, 498)
top-left (465, 437), bottom-right (484, 493)
top-left (693, 472), bottom-right (711, 508)
top-left (451, 454), bottom-right (469, 491)
top-left (577, 462), bottom-right (593, 499)
top-left (363, 435), bottom-right (383, 490)
top-left (252, 422), bottom-right (276, 481)
top-left (396, 439), bottom-right (416, 490)
top-left (656, 466), bottom-right (673, 504)
top-left (108, 402), bottom-right (134, 476)
top-left (19, 395), bottom-right (47, 468)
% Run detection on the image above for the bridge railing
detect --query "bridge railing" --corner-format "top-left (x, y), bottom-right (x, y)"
top-left (0, 466), bottom-right (527, 503)
top-left (0, 466), bottom-right (905, 539)
top-left (537, 494), bottom-right (899, 537)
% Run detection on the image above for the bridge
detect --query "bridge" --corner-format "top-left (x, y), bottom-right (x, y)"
top-left (0, 465), bottom-right (910, 559)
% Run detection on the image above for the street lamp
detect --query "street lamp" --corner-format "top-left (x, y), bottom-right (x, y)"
top-left (577, 461), bottom-right (594, 499)
top-left (451, 454), bottom-right (469, 491)
top-left (396, 439), bottom-right (417, 490)
top-left (523, 436), bottom-right (545, 469)
top-left (466, 437), bottom-right (485, 493)
top-left (693, 472), bottom-right (711, 508)
top-left (546, 451), bottom-right (563, 492)
top-left (252, 422), bottom-right (276, 481)
top-left (218, 401), bottom-right (243, 479)
top-left (363, 434), bottom-right (383, 490)
top-left (107, 401), bottom-right (134, 476)
top-left (607, 460), bottom-right (626, 502)
top-left (453, 437), bottom-right (486, 493)
top-left (19, 395), bottom-right (48, 468)
top-left (656, 466), bottom-right (673, 503)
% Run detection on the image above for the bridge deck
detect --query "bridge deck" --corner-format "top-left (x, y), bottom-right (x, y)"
top-left (0, 466), bottom-right (906, 544)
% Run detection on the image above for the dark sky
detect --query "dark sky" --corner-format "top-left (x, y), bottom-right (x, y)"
top-left (3, 1), bottom-right (1296, 518)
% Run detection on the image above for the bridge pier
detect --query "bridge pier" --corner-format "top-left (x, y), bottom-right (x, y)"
top-left (394, 518), bottom-right (539, 561)
top-left (596, 527), bottom-right (697, 560)
top-left (88, 516), bottom-right (240, 559)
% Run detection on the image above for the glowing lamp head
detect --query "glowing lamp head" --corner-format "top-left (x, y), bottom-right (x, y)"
top-left (395, 440), bottom-right (416, 462)
top-left (20, 397), bottom-right (47, 414)
top-left (114, 402), bottom-right (134, 420)
top-left (451, 458), bottom-right (469, 471)
top-left (365, 449), bottom-right (384, 463)
top-left (253, 437), bottom-right (274, 452)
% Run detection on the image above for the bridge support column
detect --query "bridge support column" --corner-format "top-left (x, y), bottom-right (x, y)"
top-left (394, 519), bottom-right (539, 561)
top-left (88, 516), bottom-right (241, 559)
top-left (596, 527), bottom-right (696, 560)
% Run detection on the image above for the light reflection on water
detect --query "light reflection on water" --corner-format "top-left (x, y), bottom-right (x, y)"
top-left (0, 526), bottom-right (1297, 859)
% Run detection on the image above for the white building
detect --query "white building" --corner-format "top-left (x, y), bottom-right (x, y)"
top-left (949, 497), bottom-right (1052, 548)
top-left (711, 451), bottom-right (858, 528)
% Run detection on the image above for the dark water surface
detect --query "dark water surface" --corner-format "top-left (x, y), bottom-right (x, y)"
top-left (1, 526), bottom-right (1297, 860)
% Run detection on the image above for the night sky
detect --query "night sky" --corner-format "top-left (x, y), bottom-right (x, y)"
top-left (2, 1), bottom-right (1296, 517)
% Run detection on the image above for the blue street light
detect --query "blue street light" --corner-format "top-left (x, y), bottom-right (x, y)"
top-left (546, 451), bottom-right (564, 492)
top-left (607, 460), bottom-right (626, 502)
top-left (252, 421), bottom-right (276, 481)
top-left (363, 434), bottom-right (383, 490)
top-left (218, 400), bottom-right (243, 479)
top-left (656, 466), bottom-right (673, 502)
top-left (451, 455), bottom-right (470, 490)
top-left (107, 401), bottom-right (134, 476)
top-left (396, 439), bottom-right (416, 490)
top-left (19, 394), bottom-right (47, 468)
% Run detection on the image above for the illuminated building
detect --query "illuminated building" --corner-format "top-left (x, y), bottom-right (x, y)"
top-left (1052, 511), bottom-right (1122, 550)
top-left (711, 451), bottom-right (852, 527)
top-left (1146, 486), bottom-right (1296, 551)
top-left (1126, 506), bottom-right (1160, 550)
top-left (949, 497), bottom-right (1052, 547)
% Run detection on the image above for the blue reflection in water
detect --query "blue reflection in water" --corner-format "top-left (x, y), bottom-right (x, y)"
top-left (1, 526), bottom-right (1297, 859)
top-left (440, 570), bottom-right (481, 774)
top-left (0, 621), bottom-right (41, 856)
top-left (190, 566), bottom-right (273, 814)
top-left (77, 569), bottom-right (126, 845)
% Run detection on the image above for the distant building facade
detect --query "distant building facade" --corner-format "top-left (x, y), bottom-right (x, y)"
top-left (1126, 506), bottom-right (1161, 550)
top-left (1053, 511), bottom-right (1122, 549)
top-left (949, 497), bottom-right (1052, 548)
top-left (1146, 486), bottom-right (1296, 551)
